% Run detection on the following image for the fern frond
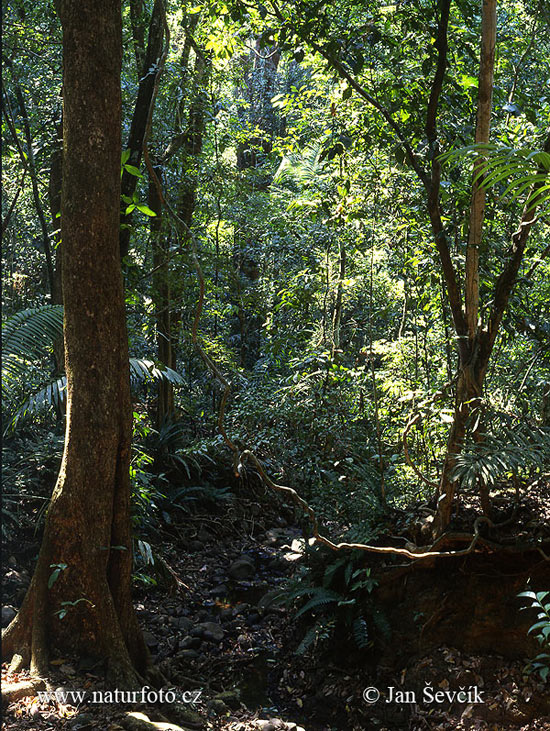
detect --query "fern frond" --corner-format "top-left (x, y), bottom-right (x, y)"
top-left (2, 305), bottom-right (64, 381)
top-left (353, 617), bottom-right (369, 649)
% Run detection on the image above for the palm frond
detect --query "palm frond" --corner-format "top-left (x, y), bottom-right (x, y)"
top-left (273, 142), bottom-right (325, 188)
top-left (439, 144), bottom-right (550, 210)
top-left (2, 305), bottom-right (64, 381)
top-left (129, 358), bottom-right (185, 387)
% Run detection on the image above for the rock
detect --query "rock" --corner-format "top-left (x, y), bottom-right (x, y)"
top-left (2, 606), bottom-right (17, 626)
top-left (281, 551), bottom-right (303, 563)
top-left (207, 698), bottom-right (229, 716)
top-left (180, 635), bottom-right (201, 649)
top-left (257, 589), bottom-right (284, 610)
top-left (174, 616), bottom-right (194, 632)
top-left (67, 713), bottom-right (95, 729)
top-left (245, 613), bottom-right (260, 626)
top-left (228, 556), bottom-right (255, 581)
top-left (213, 690), bottom-right (240, 710)
top-left (122, 711), bottom-right (189, 730)
top-left (237, 634), bottom-right (251, 649)
top-left (255, 721), bottom-right (283, 731)
top-left (189, 541), bottom-right (203, 552)
top-left (190, 626), bottom-right (204, 638)
top-left (142, 631), bottom-right (158, 648)
top-left (197, 527), bottom-right (212, 543)
top-left (219, 607), bottom-right (233, 622)
top-left (209, 584), bottom-right (228, 597)
top-left (163, 703), bottom-right (204, 729)
top-left (198, 622), bottom-right (224, 642)
top-left (263, 528), bottom-right (287, 546)
top-left (176, 649), bottom-right (199, 661)
top-left (290, 538), bottom-right (305, 554)
top-left (233, 603), bottom-right (251, 615)
top-left (267, 557), bottom-right (288, 572)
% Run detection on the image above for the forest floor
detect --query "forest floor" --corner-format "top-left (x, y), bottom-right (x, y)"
top-left (2, 482), bottom-right (550, 731)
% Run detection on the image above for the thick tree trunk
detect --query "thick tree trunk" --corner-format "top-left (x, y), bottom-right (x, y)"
top-left (2, 0), bottom-right (149, 687)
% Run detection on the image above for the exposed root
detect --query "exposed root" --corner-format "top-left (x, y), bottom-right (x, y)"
top-left (1, 677), bottom-right (46, 706)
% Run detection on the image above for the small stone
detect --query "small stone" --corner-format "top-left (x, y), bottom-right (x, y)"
top-left (228, 556), bottom-right (255, 581)
top-left (175, 616), bottom-right (194, 632)
top-left (234, 603), bottom-right (250, 615)
top-left (207, 698), bottom-right (229, 716)
top-left (219, 608), bottom-right (233, 622)
top-left (180, 635), bottom-right (201, 649)
top-left (257, 589), bottom-right (283, 610)
top-left (213, 690), bottom-right (240, 710)
top-left (177, 649), bottom-right (199, 661)
top-left (209, 584), bottom-right (228, 597)
top-left (142, 631), bottom-right (158, 648)
top-left (67, 713), bottom-right (95, 729)
top-left (198, 622), bottom-right (224, 642)
top-left (2, 606), bottom-right (17, 626)
top-left (237, 634), bottom-right (251, 649)
top-left (263, 528), bottom-right (286, 546)
top-left (197, 527), bottom-right (212, 542)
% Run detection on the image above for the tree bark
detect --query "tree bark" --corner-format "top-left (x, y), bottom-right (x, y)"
top-left (465, 0), bottom-right (497, 340)
top-left (48, 116), bottom-right (65, 375)
top-left (148, 166), bottom-right (174, 428)
top-left (432, 0), bottom-right (497, 534)
top-left (2, 0), bottom-right (149, 687)
top-left (120, 0), bottom-right (165, 259)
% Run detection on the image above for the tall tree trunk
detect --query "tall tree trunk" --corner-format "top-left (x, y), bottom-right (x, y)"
top-left (3, 57), bottom-right (55, 296)
top-left (2, 0), bottom-right (149, 687)
top-left (434, 0), bottom-right (497, 534)
top-left (119, 0), bottom-right (165, 259)
top-left (48, 116), bottom-right (65, 376)
top-left (332, 238), bottom-right (346, 357)
top-left (149, 166), bottom-right (174, 428)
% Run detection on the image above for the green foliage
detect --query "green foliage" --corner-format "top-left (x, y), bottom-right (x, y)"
top-left (518, 589), bottom-right (550, 682)
top-left (3, 0), bottom-right (550, 598)
top-left (440, 144), bottom-right (550, 211)
top-left (274, 550), bottom-right (382, 656)
top-left (452, 420), bottom-right (550, 490)
top-left (1, 306), bottom-right (185, 432)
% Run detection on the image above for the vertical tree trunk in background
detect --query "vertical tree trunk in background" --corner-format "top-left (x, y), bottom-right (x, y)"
top-left (332, 239), bottom-right (346, 357)
top-left (465, 0), bottom-right (496, 341)
top-left (148, 167), bottom-right (174, 427)
top-left (119, 0), bottom-right (165, 259)
top-left (232, 42), bottom-right (281, 367)
top-left (3, 57), bottom-right (55, 296)
top-left (48, 116), bottom-right (65, 375)
top-left (2, 0), bottom-right (149, 686)
top-left (433, 0), bottom-right (497, 534)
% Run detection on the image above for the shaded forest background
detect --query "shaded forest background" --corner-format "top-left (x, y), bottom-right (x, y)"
top-left (2, 0), bottom-right (550, 727)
